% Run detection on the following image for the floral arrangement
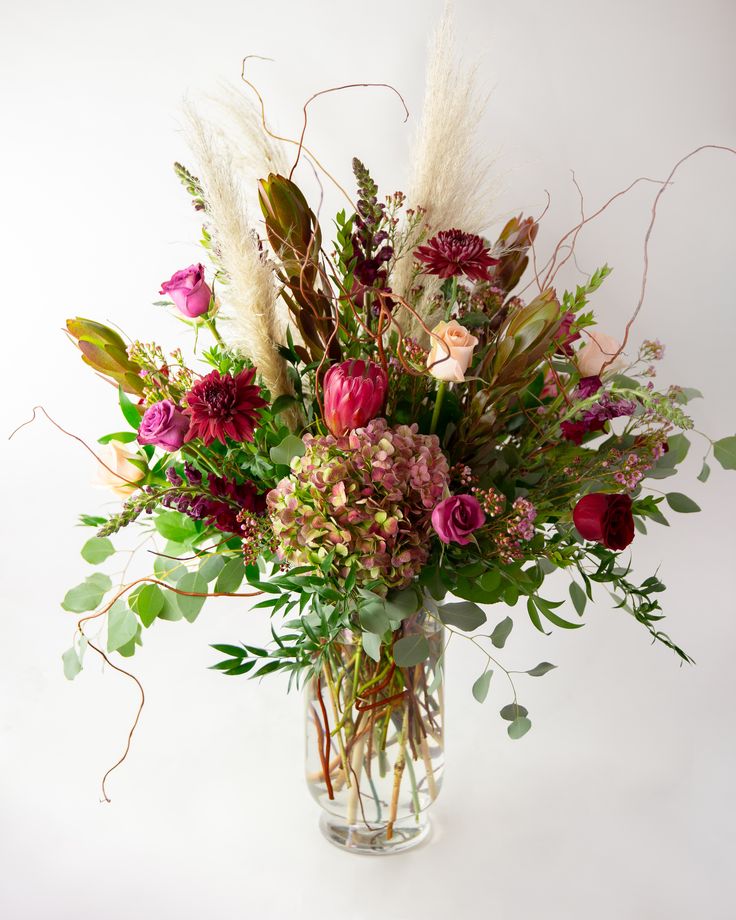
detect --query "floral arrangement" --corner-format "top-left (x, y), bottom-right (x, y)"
top-left (43, 15), bottom-right (736, 851)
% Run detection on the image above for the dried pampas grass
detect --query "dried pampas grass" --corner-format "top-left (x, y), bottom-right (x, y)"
top-left (185, 105), bottom-right (293, 403)
top-left (392, 2), bottom-right (501, 339)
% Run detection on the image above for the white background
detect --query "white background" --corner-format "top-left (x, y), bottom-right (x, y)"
top-left (2, 1), bottom-right (735, 917)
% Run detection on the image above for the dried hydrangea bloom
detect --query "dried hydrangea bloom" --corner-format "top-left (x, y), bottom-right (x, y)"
top-left (267, 419), bottom-right (449, 590)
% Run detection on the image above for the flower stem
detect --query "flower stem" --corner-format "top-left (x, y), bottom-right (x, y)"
top-left (205, 317), bottom-right (226, 348)
top-left (429, 381), bottom-right (447, 435)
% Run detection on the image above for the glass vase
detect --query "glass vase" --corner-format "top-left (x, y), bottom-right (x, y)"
top-left (305, 605), bottom-right (444, 854)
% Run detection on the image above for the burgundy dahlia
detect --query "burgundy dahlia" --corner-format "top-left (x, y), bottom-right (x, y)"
top-left (184, 368), bottom-right (267, 446)
top-left (415, 229), bottom-right (499, 282)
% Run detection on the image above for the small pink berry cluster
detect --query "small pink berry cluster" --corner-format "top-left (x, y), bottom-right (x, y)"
top-left (493, 497), bottom-right (538, 564)
top-left (472, 485), bottom-right (505, 517)
top-left (509, 497), bottom-right (538, 541)
top-left (238, 510), bottom-right (277, 566)
top-left (451, 463), bottom-right (475, 489)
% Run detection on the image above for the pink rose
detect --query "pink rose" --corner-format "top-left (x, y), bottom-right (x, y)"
top-left (576, 331), bottom-right (627, 378)
top-left (427, 320), bottom-right (479, 383)
top-left (431, 494), bottom-right (486, 545)
top-left (323, 359), bottom-right (388, 437)
top-left (137, 400), bottom-right (190, 451)
top-left (160, 264), bottom-right (212, 318)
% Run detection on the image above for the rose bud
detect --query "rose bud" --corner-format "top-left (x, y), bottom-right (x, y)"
top-left (159, 264), bottom-right (212, 318)
top-left (576, 331), bottom-right (627, 379)
top-left (431, 494), bottom-right (486, 545)
top-left (323, 360), bottom-right (388, 437)
top-left (137, 400), bottom-right (190, 452)
top-left (573, 492), bottom-right (635, 551)
top-left (94, 441), bottom-right (145, 497)
top-left (427, 320), bottom-right (479, 383)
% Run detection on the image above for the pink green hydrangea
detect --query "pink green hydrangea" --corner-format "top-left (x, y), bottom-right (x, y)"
top-left (267, 419), bottom-right (449, 589)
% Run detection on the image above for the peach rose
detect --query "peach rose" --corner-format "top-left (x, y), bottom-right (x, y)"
top-left (576, 331), bottom-right (627, 379)
top-left (94, 441), bottom-right (145, 497)
top-left (427, 320), bottom-right (479, 383)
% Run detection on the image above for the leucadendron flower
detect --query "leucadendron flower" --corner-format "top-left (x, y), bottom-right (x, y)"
top-left (427, 320), bottom-right (479, 383)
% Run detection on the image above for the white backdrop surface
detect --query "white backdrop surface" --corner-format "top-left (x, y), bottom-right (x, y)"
top-left (1, 1), bottom-right (735, 918)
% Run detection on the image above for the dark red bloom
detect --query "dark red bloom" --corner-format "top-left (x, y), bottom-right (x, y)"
top-left (415, 229), bottom-right (499, 282)
top-left (555, 311), bottom-right (581, 356)
top-left (561, 418), bottom-right (606, 446)
top-left (185, 368), bottom-right (267, 446)
top-left (205, 475), bottom-right (266, 533)
top-left (573, 492), bottom-right (635, 550)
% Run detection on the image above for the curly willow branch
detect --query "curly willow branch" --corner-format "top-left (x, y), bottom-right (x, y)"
top-left (601, 143), bottom-right (736, 372)
top-left (76, 576), bottom-right (264, 801)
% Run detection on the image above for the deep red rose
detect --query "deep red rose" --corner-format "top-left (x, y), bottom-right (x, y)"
top-left (573, 492), bottom-right (635, 550)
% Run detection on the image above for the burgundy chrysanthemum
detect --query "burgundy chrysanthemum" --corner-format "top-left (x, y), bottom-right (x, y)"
top-left (415, 229), bottom-right (499, 282)
top-left (184, 368), bottom-right (267, 446)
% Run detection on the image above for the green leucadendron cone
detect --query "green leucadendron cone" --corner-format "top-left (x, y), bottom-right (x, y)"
top-left (66, 318), bottom-right (145, 396)
top-left (258, 174), bottom-right (341, 363)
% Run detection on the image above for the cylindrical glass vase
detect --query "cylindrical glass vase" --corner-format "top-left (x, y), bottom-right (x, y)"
top-left (305, 607), bottom-right (444, 854)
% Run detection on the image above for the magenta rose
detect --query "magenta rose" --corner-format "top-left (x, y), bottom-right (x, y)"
top-left (160, 264), bottom-right (212, 318)
top-left (431, 494), bottom-right (486, 545)
top-left (573, 492), bottom-right (635, 550)
top-left (137, 400), bottom-right (190, 452)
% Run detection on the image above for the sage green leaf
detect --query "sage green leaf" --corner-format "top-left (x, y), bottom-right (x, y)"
top-left (360, 603), bottom-right (390, 636)
top-left (153, 554), bottom-right (186, 583)
top-left (384, 587), bottom-right (420, 621)
top-left (87, 572), bottom-right (112, 591)
top-left (130, 583), bottom-right (164, 628)
top-left (62, 647), bottom-right (82, 680)
top-left (661, 433), bottom-right (690, 467)
top-left (269, 434), bottom-right (306, 466)
top-left (393, 634), bottom-right (430, 667)
top-left (154, 511), bottom-right (197, 543)
top-left (472, 670), bottom-right (493, 703)
top-left (666, 492), bottom-right (701, 514)
top-left (714, 435), bottom-right (736, 470)
top-left (490, 616), bottom-right (513, 649)
top-left (61, 575), bottom-right (111, 613)
top-left (215, 558), bottom-right (245, 594)
top-left (362, 632), bottom-right (382, 663)
top-left (176, 572), bottom-right (208, 622)
top-left (107, 606), bottom-right (138, 652)
top-left (697, 461), bottom-right (711, 483)
top-left (500, 703), bottom-right (528, 721)
top-left (569, 582), bottom-right (587, 616)
top-left (271, 394), bottom-right (298, 416)
top-left (508, 716), bottom-right (532, 739)
top-left (438, 601), bottom-right (487, 631)
top-left (157, 593), bottom-right (183, 621)
top-left (199, 555), bottom-right (226, 583)
top-left (81, 536), bottom-right (115, 565)
top-left (527, 661), bottom-right (556, 677)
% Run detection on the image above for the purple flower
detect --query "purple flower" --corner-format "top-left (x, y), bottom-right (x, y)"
top-left (183, 462), bottom-right (202, 486)
top-left (159, 264), bottom-right (212, 318)
top-left (165, 466), bottom-right (183, 486)
top-left (137, 400), bottom-right (190, 451)
top-left (575, 376), bottom-right (603, 399)
top-left (431, 494), bottom-right (486, 545)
